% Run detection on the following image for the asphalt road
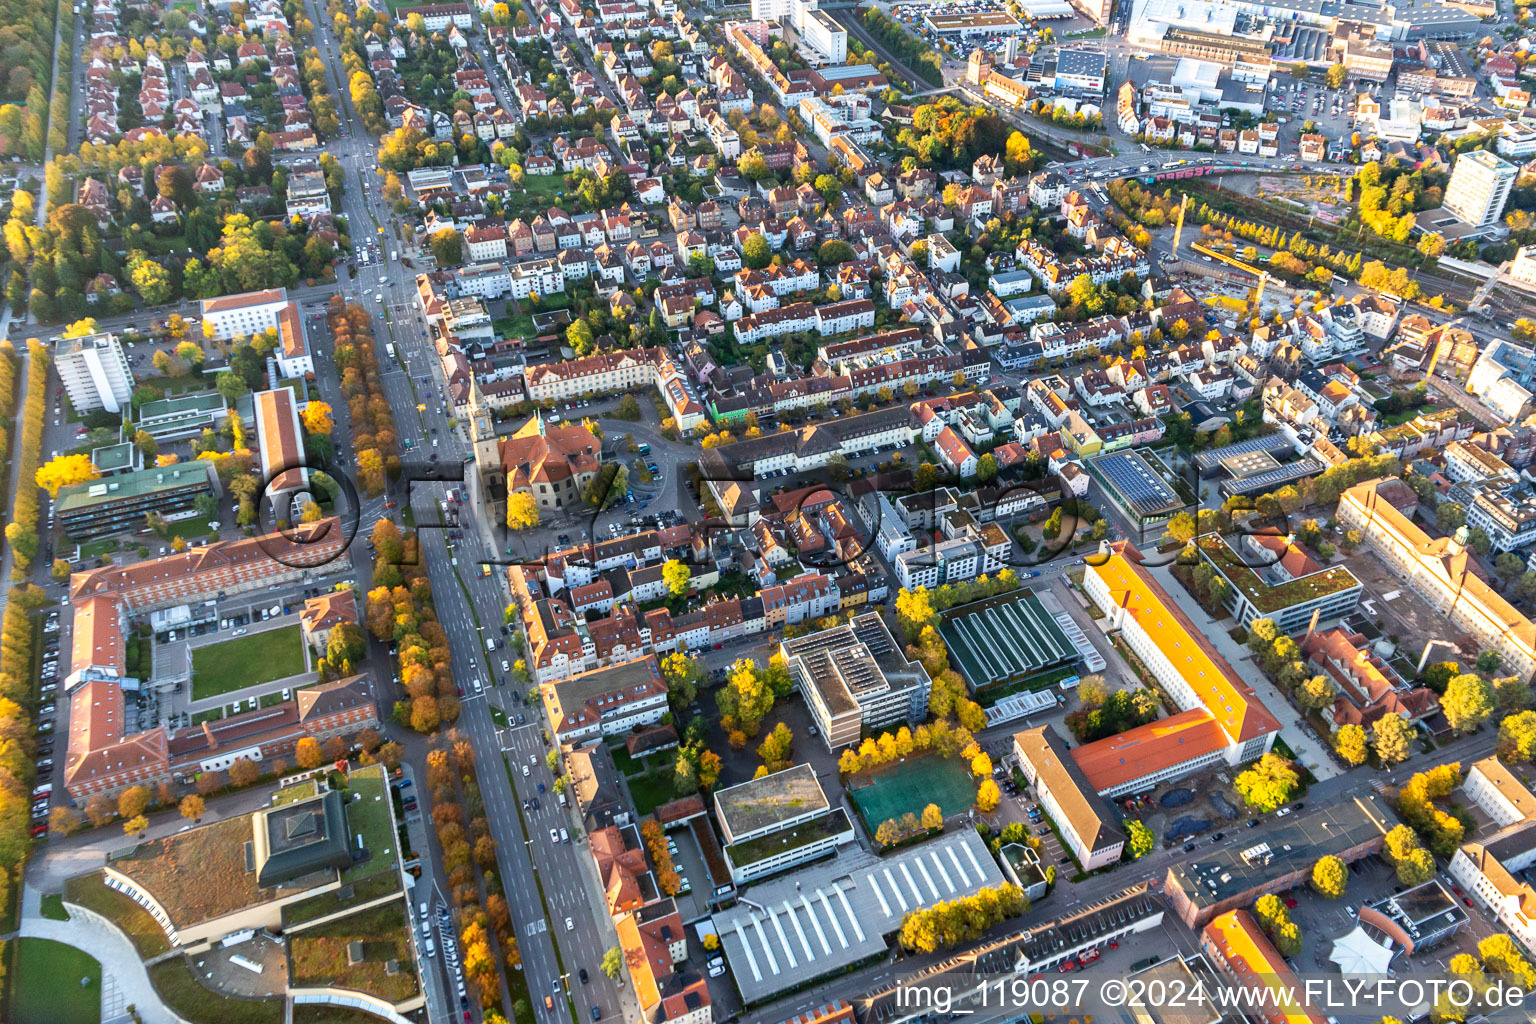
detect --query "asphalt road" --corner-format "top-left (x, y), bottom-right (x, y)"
top-left (301, 6), bottom-right (634, 1022)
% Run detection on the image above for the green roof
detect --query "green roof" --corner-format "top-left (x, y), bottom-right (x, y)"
top-left (56, 462), bottom-right (216, 514)
top-left (92, 442), bottom-right (136, 472)
top-left (714, 763), bottom-right (830, 838)
top-left (724, 808), bottom-right (852, 868)
top-left (1197, 534), bottom-right (1360, 614)
top-left (137, 392), bottom-right (227, 422)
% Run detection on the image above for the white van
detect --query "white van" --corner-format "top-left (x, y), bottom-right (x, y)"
top-left (485, 637), bottom-right (497, 652)
top-left (560, 828), bottom-right (570, 843)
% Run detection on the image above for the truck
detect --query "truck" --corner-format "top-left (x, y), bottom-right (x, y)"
top-left (385, 343), bottom-right (396, 358)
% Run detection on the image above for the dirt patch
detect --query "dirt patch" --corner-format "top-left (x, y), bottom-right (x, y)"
top-left (1347, 551), bottom-right (1458, 652)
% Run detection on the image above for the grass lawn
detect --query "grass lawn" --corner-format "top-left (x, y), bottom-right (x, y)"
top-left (7, 938), bottom-right (102, 1024)
top-left (149, 956), bottom-right (283, 1024)
top-left (493, 313), bottom-right (536, 339)
top-left (849, 754), bottom-right (979, 827)
top-left (40, 893), bottom-right (68, 920)
top-left (77, 537), bottom-right (118, 559)
top-left (625, 772), bottom-right (677, 816)
top-left (191, 627), bottom-right (306, 700)
top-left (521, 173), bottom-right (566, 201)
top-left (64, 874), bottom-right (172, 958)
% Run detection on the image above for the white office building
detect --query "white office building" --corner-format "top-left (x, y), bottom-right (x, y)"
top-left (55, 332), bottom-right (134, 414)
top-left (1444, 150), bottom-right (1517, 229)
top-left (750, 0), bottom-right (846, 62)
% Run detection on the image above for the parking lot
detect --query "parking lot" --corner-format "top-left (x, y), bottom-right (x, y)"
top-left (29, 610), bottom-right (65, 833)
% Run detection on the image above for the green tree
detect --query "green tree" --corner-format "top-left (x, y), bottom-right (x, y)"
top-left (1296, 675), bottom-right (1335, 711)
top-left (1334, 723), bottom-right (1368, 766)
top-left (1234, 753), bottom-right (1300, 812)
top-left (1443, 673), bottom-right (1495, 735)
top-left (567, 319), bottom-right (596, 356)
top-left (756, 722), bottom-right (794, 772)
top-left (1436, 501), bottom-right (1465, 532)
top-left (1496, 552), bottom-right (1528, 585)
top-left (1499, 709), bottom-right (1536, 763)
top-left (1311, 854), bottom-right (1347, 898)
top-left (1420, 661), bottom-right (1459, 693)
top-left (818, 239), bottom-right (854, 266)
top-left (430, 225), bottom-right (463, 264)
top-left (662, 558), bottom-right (690, 597)
top-left (1125, 819), bottom-right (1155, 859)
top-left (975, 453), bottom-right (998, 483)
top-left (1491, 675), bottom-right (1531, 716)
top-left (601, 946), bottom-right (624, 980)
top-left (1372, 714), bottom-right (1415, 766)
top-left (742, 232), bottom-right (772, 270)
top-left (660, 652), bottom-right (703, 708)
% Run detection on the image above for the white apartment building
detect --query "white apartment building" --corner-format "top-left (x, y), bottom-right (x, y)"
top-left (1444, 440), bottom-right (1518, 486)
top-left (1510, 245), bottom-right (1536, 290)
top-left (1463, 757), bottom-right (1536, 828)
top-left (1467, 491), bottom-right (1536, 554)
top-left (199, 288), bottom-right (312, 377)
top-left (55, 332), bottom-right (134, 414)
top-left (1450, 762), bottom-right (1536, 955)
top-left (543, 655), bottom-right (670, 745)
top-left (1444, 150), bottom-right (1517, 229)
top-left (781, 613), bottom-right (931, 751)
top-left (199, 288), bottom-right (291, 340)
top-left (750, 0), bottom-right (845, 61)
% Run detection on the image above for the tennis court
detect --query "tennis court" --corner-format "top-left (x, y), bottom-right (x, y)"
top-left (940, 591), bottom-right (1077, 691)
top-left (849, 754), bottom-right (978, 825)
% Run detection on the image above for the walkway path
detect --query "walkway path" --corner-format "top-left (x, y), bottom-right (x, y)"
top-left (1144, 562), bottom-right (1341, 781)
top-left (20, 889), bottom-right (190, 1024)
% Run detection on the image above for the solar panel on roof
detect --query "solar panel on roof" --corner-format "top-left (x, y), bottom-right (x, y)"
top-left (1094, 451), bottom-right (1185, 519)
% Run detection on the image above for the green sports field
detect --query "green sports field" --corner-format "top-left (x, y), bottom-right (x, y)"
top-left (848, 754), bottom-right (977, 826)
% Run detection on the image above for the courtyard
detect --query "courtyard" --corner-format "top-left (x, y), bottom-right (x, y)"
top-left (190, 626), bottom-right (308, 700)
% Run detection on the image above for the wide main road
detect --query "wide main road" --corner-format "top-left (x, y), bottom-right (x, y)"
top-left (303, 3), bottom-right (563, 1021)
top-left (304, 7), bottom-right (632, 1024)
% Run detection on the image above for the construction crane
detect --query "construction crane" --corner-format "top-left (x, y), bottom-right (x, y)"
top-left (1171, 195), bottom-right (1188, 256)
